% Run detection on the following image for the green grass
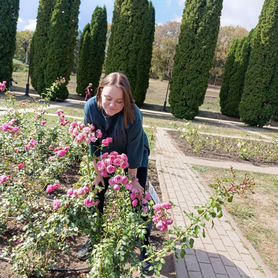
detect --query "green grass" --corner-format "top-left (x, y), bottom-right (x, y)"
top-left (46, 106), bottom-right (84, 118)
top-left (192, 165), bottom-right (278, 275)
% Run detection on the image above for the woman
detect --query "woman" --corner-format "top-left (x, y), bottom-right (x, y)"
top-left (84, 72), bottom-right (150, 213)
top-left (82, 72), bottom-right (151, 269)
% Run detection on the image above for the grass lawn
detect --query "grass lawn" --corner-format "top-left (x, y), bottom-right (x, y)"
top-left (192, 165), bottom-right (278, 275)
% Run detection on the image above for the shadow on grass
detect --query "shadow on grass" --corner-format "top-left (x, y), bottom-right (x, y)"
top-left (142, 103), bottom-right (170, 113)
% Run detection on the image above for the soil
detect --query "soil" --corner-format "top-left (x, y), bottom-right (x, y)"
top-left (169, 130), bottom-right (277, 166)
top-left (0, 160), bottom-right (176, 278)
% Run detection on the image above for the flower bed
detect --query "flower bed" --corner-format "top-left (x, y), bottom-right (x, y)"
top-left (170, 124), bottom-right (277, 165)
top-left (0, 88), bottom-right (253, 278)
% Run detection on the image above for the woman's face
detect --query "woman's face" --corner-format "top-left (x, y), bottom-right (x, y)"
top-left (101, 85), bottom-right (124, 116)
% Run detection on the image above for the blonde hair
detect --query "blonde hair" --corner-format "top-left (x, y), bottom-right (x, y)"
top-left (96, 72), bottom-right (135, 127)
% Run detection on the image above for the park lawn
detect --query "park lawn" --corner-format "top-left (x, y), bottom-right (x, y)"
top-left (46, 106), bottom-right (84, 118)
top-left (192, 165), bottom-right (278, 275)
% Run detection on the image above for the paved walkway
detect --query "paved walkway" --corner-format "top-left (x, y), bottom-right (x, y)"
top-left (154, 128), bottom-right (274, 278)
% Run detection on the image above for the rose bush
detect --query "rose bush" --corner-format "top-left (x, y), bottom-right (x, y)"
top-left (0, 88), bottom-right (253, 278)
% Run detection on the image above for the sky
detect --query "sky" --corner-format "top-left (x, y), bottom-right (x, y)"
top-left (17, 0), bottom-right (264, 32)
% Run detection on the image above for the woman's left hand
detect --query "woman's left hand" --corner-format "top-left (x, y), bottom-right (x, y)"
top-left (130, 179), bottom-right (144, 194)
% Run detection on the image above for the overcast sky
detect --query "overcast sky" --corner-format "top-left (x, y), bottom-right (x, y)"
top-left (17, 0), bottom-right (264, 32)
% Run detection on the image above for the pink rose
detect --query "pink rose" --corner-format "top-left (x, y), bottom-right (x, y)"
top-left (46, 183), bottom-right (61, 194)
top-left (113, 184), bottom-right (121, 191)
top-left (84, 198), bottom-right (96, 208)
top-left (102, 137), bottom-right (113, 147)
top-left (0, 175), bottom-right (10, 185)
top-left (53, 199), bottom-right (62, 210)
top-left (106, 165), bottom-right (115, 174)
top-left (132, 199), bottom-right (139, 207)
top-left (18, 163), bottom-right (25, 170)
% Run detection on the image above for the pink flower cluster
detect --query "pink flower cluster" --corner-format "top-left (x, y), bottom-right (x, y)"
top-left (130, 190), bottom-right (152, 209)
top-left (69, 122), bottom-right (102, 145)
top-left (102, 137), bottom-right (113, 147)
top-left (52, 185), bottom-right (98, 211)
top-left (18, 163), bottom-right (25, 170)
top-left (67, 186), bottom-right (99, 208)
top-left (25, 139), bottom-right (38, 151)
top-left (0, 175), bottom-right (11, 185)
top-left (67, 185), bottom-right (91, 198)
top-left (53, 199), bottom-right (62, 210)
top-left (46, 183), bottom-right (61, 194)
top-left (0, 81), bottom-right (7, 92)
top-left (109, 174), bottom-right (129, 191)
top-left (84, 198), bottom-right (99, 208)
top-left (152, 203), bottom-right (173, 232)
top-left (97, 151), bottom-right (128, 178)
top-left (0, 119), bottom-right (20, 135)
top-left (56, 110), bottom-right (70, 126)
top-left (54, 146), bottom-right (70, 157)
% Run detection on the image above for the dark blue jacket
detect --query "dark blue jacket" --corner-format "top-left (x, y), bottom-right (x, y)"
top-left (84, 96), bottom-right (149, 168)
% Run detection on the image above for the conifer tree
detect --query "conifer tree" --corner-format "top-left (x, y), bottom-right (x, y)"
top-left (220, 36), bottom-right (251, 117)
top-left (76, 6), bottom-right (107, 97)
top-left (44, 0), bottom-right (80, 99)
top-left (169, 0), bottom-right (223, 119)
top-left (239, 0), bottom-right (278, 127)
top-left (105, 0), bottom-right (125, 75)
top-left (30, 0), bottom-right (56, 93)
top-left (0, 0), bottom-right (20, 84)
top-left (106, 0), bottom-right (155, 106)
top-left (133, 2), bottom-right (155, 106)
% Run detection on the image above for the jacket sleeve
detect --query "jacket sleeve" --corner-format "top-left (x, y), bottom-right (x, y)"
top-left (84, 100), bottom-right (100, 157)
top-left (126, 110), bottom-right (144, 168)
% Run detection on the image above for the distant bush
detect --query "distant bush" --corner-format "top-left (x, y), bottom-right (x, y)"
top-left (42, 77), bottom-right (69, 101)
top-left (13, 59), bottom-right (28, 72)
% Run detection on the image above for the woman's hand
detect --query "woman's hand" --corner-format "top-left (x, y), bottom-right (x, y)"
top-left (130, 179), bottom-right (144, 194)
top-left (94, 173), bottom-right (105, 187)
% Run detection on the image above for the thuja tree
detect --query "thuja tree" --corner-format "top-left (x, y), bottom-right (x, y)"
top-left (133, 2), bottom-right (155, 106)
top-left (30, 0), bottom-right (56, 93)
top-left (0, 0), bottom-right (20, 84)
top-left (273, 62), bottom-right (278, 121)
top-left (44, 0), bottom-right (81, 99)
top-left (169, 0), bottom-right (223, 119)
top-left (76, 6), bottom-right (107, 97)
top-left (106, 0), bottom-right (155, 107)
top-left (220, 36), bottom-right (251, 118)
top-left (239, 0), bottom-right (278, 127)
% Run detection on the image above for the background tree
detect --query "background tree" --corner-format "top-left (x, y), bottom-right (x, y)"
top-left (169, 0), bottom-right (223, 119)
top-left (209, 26), bottom-right (248, 84)
top-left (151, 21), bottom-right (180, 80)
top-left (30, 0), bottom-right (56, 92)
top-left (220, 36), bottom-right (251, 117)
top-left (132, 1), bottom-right (155, 106)
top-left (0, 0), bottom-right (20, 84)
top-left (44, 0), bottom-right (81, 99)
top-left (239, 0), bottom-right (278, 127)
top-left (105, 0), bottom-right (155, 107)
top-left (76, 6), bottom-right (107, 97)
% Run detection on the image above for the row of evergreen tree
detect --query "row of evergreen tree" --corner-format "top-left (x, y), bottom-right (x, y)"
top-left (1, 0), bottom-right (276, 127)
top-left (30, 0), bottom-right (81, 99)
top-left (30, 0), bottom-right (155, 105)
top-left (220, 0), bottom-right (278, 127)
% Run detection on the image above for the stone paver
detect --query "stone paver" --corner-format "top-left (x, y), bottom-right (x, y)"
top-left (154, 128), bottom-right (274, 278)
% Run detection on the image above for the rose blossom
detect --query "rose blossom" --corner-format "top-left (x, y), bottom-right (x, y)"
top-left (53, 199), bottom-right (62, 210)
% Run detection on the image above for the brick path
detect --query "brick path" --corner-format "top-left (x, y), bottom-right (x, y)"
top-left (154, 128), bottom-right (274, 278)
